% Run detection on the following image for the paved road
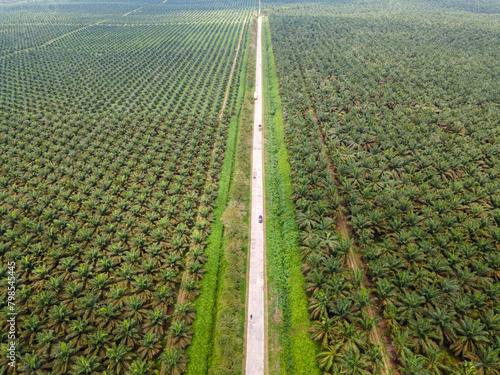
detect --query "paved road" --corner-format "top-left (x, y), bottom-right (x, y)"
top-left (245, 16), bottom-right (265, 375)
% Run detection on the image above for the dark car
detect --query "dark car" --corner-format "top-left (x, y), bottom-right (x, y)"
top-left (258, 215), bottom-right (263, 223)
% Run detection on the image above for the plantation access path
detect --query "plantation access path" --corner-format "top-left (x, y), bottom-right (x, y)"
top-left (245, 16), bottom-right (265, 375)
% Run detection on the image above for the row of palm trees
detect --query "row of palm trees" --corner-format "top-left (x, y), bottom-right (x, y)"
top-left (0, 14), bottom-right (245, 127)
top-left (269, 5), bottom-right (500, 375)
top-left (270, 31), bottom-right (387, 370)
top-left (0, 3), bottom-right (250, 374)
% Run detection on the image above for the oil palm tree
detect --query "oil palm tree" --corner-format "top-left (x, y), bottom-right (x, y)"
top-left (352, 287), bottom-right (376, 312)
top-left (322, 255), bottom-right (342, 277)
top-left (62, 281), bottom-right (83, 310)
top-left (336, 236), bottom-right (354, 263)
top-left (399, 351), bottom-right (431, 375)
top-left (35, 329), bottom-right (58, 356)
top-left (73, 355), bottom-right (100, 375)
top-left (117, 263), bottom-right (136, 289)
top-left (168, 321), bottom-right (193, 349)
top-left (143, 308), bottom-right (168, 336)
top-left (396, 291), bottom-right (425, 323)
top-left (376, 278), bottom-right (397, 308)
top-left (154, 284), bottom-right (174, 312)
top-left (66, 316), bottom-right (90, 347)
top-left (423, 348), bottom-right (452, 375)
top-left (160, 348), bottom-right (187, 375)
top-left (365, 343), bottom-right (385, 373)
top-left (296, 210), bottom-right (318, 231)
top-left (32, 290), bottom-right (57, 315)
top-left (173, 302), bottom-right (196, 325)
top-left (18, 353), bottom-right (45, 374)
top-left (97, 302), bottom-right (119, 330)
top-left (78, 292), bottom-right (100, 322)
top-left (329, 274), bottom-right (351, 298)
top-left (114, 319), bottom-right (140, 348)
top-left (127, 359), bottom-right (153, 375)
top-left (182, 278), bottom-right (200, 299)
top-left (131, 276), bottom-right (152, 300)
top-left (47, 304), bottom-right (71, 334)
top-left (187, 245), bottom-right (206, 264)
top-left (302, 252), bottom-right (323, 275)
top-left (451, 317), bottom-right (490, 359)
top-left (473, 346), bottom-right (500, 375)
top-left (105, 342), bottom-right (131, 375)
top-left (108, 284), bottom-right (127, 309)
top-left (165, 253), bottom-right (183, 272)
top-left (20, 315), bottom-right (43, 346)
top-left (338, 347), bottom-right (372, 375)
top-left (319, 231), bottom-right (340, 254)
top-left (330, 297), bottom-right (354, 323)
top-left (337, 321), bottom-right (367, 353)
top-left (85, 328), bottom-right (110, 357)
top-left (309, 314), bottom-right (337, 348)
top-left (137, 332), bottom-right (161, 360)
top-left (427, 306), bottom-right (456, 346)
top-left (53, 341), bottom-right (78, 374)
top-left (458, 361), bottom-right (479, 375)
top-left (308, 290), bottom-right (332, 320)
top-left (408, 317), bottom-right (439, 355)
top-left (317, 342), bottom-right (343, 372)
top-left (420, 283), bottom-right (441, 311)
top-left (187, 260), bottom-right (206, 281)
top-left (355, 314), bottom-right (380, 334)
top-left (306, 269), bottom-right (327, 294)
top-left (368, 260), bottom-right (389, 281)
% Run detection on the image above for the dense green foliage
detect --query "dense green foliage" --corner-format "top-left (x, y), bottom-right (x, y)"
top-left (264, 0), bottom-right (500, 373)
top-left (188, 18), bottom-right (253, 375)
top-left (263, 18), bottom-right (321, 375)
top-left (0, 1), bottom-right (253, 374)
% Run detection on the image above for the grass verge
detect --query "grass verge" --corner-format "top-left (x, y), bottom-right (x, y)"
top-left (262, 17), bottom-right (321, 375)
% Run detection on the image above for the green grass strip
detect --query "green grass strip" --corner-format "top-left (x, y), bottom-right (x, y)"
top-left (262, 17), bottom-right (321, 375)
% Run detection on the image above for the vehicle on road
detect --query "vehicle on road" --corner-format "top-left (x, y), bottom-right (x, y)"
top-left (258, 124), bottom-right (262, 131)
top-left (254, 92), bottom-right (258, 100)
top-left (258, 215), bottom-right (263, 223)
